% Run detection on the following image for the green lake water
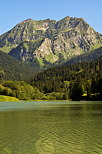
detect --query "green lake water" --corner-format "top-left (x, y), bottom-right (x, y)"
top-left (0, 101), bottom-right (102, 154)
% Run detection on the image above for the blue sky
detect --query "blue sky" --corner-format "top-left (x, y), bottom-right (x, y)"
top-left (0, 0), bottom-right (102, 34)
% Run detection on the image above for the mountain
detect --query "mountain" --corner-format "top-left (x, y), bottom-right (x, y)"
top-left (64, 47), bottom-right (102, 65)
top-left (0, 16), bottom-right (102, 68)
top-left (0, 50), bottom-right (38, 81)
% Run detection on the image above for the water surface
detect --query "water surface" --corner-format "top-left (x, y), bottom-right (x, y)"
top-left (0, 101), bottom-right (102, 154)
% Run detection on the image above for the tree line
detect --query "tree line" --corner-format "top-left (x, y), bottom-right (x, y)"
top-left (0, 55), bottom-right (102, 101)
top-left (30, 56), bottom-right (102, 101)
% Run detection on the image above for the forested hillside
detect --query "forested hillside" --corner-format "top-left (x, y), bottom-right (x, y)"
top-left (31, 56), bottom-right (102, 100)
top-left (0, 56), bottom-right (102, 101)
top-left (0, 50), bottom-right (39, 81)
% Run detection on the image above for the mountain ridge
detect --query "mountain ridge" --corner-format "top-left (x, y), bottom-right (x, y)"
top-left (0, 16), bottom-right (102, 68)
top-left (64, 47), bottom-right (102, 65)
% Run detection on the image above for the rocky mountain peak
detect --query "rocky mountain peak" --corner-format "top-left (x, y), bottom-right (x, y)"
top-left (0, 16), bottom-right (102, 68)
top-left (18, 18), bottom-right (33, 24)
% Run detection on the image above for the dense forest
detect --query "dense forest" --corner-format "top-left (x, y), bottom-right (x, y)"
top-left (0, 50), bottom-right (39, 81)
top-left (0, 51), bottom-right (102, 101)
top-left (30, 56), bottom-right (102, 101)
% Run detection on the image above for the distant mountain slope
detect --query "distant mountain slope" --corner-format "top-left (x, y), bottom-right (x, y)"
top-left (64, 47), bottom-right (102, 65)
top-left (0, 16), bottom-right (102, 68)
top-left (0, 50), bottom-right (38, 80)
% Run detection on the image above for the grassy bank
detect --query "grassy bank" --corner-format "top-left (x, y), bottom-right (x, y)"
top-left (0, 95), bottom-right (20, 102)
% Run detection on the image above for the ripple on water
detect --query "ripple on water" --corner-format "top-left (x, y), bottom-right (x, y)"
top-left (0, 101), bottom-right (102, 153)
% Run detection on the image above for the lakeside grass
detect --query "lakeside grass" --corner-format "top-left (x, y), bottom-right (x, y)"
top-left (0, 95), bottom-right (71, 102)
top-left (0, 95), bottom-right (20, 102)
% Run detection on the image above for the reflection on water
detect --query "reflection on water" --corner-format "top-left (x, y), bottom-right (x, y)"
top-left (0, 101), bottom-right (102, 154)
